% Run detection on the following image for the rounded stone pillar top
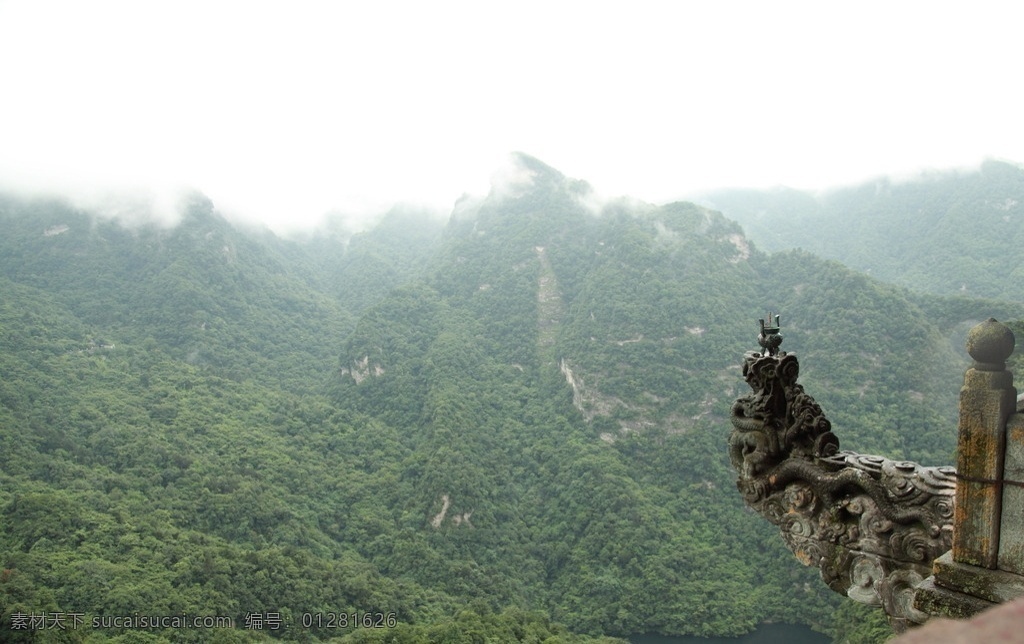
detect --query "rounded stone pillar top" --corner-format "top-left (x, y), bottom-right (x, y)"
top-left (966, 318), bottom-right (1015, 370)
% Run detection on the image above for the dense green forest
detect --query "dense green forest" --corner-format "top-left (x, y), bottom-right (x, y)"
top-left (1, 154), bottom-right (1021, 643)
top-left (697, 159), bottom-right (1024, 301)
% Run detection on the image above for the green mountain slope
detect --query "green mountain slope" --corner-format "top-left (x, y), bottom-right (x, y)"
top-left (334, 156), bottom-right (831, 636)
top-left (1, 156), bottom-right (1021, 642)
top-left (0, 193), bottom-right (356, 393)
top-left (332, 154), bottom-right (1024, 637)
top-left (279, 205), bottom-right (446, 316)
top-left (698, 159), bottom-right (1024, 301)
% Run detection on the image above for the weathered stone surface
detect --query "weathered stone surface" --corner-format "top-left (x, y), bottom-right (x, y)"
top-left (999, 413), bottom-right (1024, 574)
top-left (953, 368), bottom-right (1015, 569)
top-left (729, 349), bottom-right (954, 632)
top-left (931, 551), bottom-right (1024, 604)
top-left (913, 576), bottom-right (995, 620)
top-left (965, 318), bottom-right (1015, 371)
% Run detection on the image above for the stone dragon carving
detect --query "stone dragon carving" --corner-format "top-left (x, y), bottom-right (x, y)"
top-left (729, 318), bottom-right (956, 633)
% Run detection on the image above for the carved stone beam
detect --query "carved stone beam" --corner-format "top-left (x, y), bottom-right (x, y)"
top-left (729, 347), bottom-right (955, 634)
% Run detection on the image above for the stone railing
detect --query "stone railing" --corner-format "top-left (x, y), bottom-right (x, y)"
top-left (728, 316), bottom-right (1023, 633)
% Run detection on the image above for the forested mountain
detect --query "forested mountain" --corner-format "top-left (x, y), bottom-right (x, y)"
top-left (1, 155), bottom-right (1021, 642)
top-left (0, 192), bottom-right (356, 394)
top-left (696, 159), bottom-right (1024, 301)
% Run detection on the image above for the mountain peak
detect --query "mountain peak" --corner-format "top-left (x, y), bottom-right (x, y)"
top-left (488, 153), bottom-right (591, 202)
top-left (507, 152), bottom-right (564, 178)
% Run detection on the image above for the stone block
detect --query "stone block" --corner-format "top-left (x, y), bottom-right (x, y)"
top-left (914, 575), bottom-right (994, 620)
top-left (999, 413), bottom-right (1024, 574)
top-left (932, 551), bottom-right (1024, 604)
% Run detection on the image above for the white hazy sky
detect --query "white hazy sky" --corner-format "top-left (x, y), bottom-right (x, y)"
top-left (1, 0), bottom-right (1023, 231)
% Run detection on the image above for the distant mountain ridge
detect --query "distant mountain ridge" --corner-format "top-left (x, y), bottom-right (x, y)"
top-left (697, 159), bottom-right (1024, 301)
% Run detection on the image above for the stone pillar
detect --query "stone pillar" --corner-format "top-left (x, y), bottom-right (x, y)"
top-left (953, 319), bottom-right (1016, 569)
top-left (950, 319), bottom-right (1015, 565)
top-left (915, 319), bottom-right (1021, 620)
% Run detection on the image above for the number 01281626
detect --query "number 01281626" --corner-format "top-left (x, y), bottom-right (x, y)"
top-left (301, 612), bottom-right (398, 629)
